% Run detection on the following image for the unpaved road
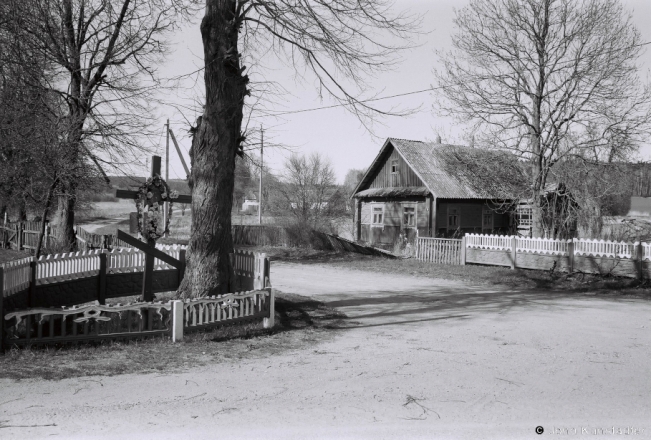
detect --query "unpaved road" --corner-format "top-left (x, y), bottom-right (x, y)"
top-left (1, 262), bottom-right (650, 439)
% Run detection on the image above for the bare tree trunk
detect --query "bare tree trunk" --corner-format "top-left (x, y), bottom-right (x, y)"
top-left (179, 0), bottom-right (246, 298)
top-left (56, 181), bottom-right (77, 251)
top-left (35, 179), bottom-right (57, 258)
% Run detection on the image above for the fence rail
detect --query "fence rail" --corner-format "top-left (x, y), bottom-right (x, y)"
top-left (2, 301), bottom-right (172, 347)
top-left (415, 237), bottom-right (462, 265)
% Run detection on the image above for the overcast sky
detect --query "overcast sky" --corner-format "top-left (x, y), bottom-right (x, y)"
top-left (150, 0), bottom-right (651, 184)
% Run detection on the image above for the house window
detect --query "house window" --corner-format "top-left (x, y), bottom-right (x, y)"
top-left (448, 207), bottom-right (459, 228)
top-left (390, 159), bottom-right (400, 186)
top-left (517, 206), bottom-right (532, 227)
top-left (482, 209), bottom-right (493, 230)
top-left (372, 205), bottom-right (384, 226)
top-left (403, 206), bottom-right (416, 227)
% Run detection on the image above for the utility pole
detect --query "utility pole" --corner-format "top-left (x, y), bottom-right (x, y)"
top-left (164, 119), bottom-right (170, 236)
top-left (258, 126), bottom-right (264, 225)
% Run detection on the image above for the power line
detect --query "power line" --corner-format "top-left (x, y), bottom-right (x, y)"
top-left (266, 87), bottom-right (435, 116)
top-left (259, 40), bottom-right (651, 117)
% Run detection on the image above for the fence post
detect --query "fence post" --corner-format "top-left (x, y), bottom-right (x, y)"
top-left (179, 249), bottom-right (186, 284)
top-left (263, 289), bottom-right (275, 329)
top-left (171, 300), bottom-right (184, 342)
top-left (0, 267), bottom-right (5, 353)
top-left (28, 259), bottom-right (37, 307)
top-left (98, 252), bottom-right (107, 305)
top-left (254, 253), bottom-right (267, 290)
top-left (567, 239), bottom-right (574, 274)
top-left (17, 223), bottom-right (23, 251)
top-left (636, 242), bottom-right (644, 280)
top-left (510, 236), bottom-right (517, 270)
top-left (460, 236), bottom-right (466, 265)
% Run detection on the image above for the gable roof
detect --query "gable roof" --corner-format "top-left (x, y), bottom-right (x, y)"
top-left (353, 138), bottom-right (527, 199)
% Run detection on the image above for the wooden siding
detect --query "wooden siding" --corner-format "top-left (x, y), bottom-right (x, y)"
top-left (359, 198), bottom-right (428, 244)
top-left (359, 199), bottom-right (427, 227)
top-left (435, 200), bottom-right (511, 235)
top-left (368, 146), bottom-right (424, 189)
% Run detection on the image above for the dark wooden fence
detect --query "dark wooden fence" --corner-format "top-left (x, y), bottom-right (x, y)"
top-left (1, 249), bottom-right (272, 350)
top-left (1, 221), bottom-right (58, 251)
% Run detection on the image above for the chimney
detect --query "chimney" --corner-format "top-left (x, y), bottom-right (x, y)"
top-left (436, 134), bottom-right (441, 144)
top-left (469, 135), bottom-right (475, 148)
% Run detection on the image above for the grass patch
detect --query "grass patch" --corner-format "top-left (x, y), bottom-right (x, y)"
top-left (0, 291), bottom-right (346, 381)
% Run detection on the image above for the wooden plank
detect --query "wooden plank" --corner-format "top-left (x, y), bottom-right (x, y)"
top-left (115, 189), bottom-right (139, 200)
top-left (28, 260), bottom-right (36, 307)
top-left (142, 252), bottom-right (155, 302)
top-left (98, 253), bottom-right (107, 305)
top-left (116, 230), bottom-right (181, 268)
top-left (0, 268), bottom-right (4, 353)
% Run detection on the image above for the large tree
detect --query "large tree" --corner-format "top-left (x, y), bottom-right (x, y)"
top-left (436, 0), bottom-right (651, 237)
top-left (182, 0), bottom-right (415, 297)
top-left (2, 0), bottom-right (186, 249)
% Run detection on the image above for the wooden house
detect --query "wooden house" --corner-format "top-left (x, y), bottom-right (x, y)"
top-left (351, 138), bottom-right (526, 245)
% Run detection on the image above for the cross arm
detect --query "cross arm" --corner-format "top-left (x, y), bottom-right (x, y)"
top-left (117, 230), bottom-right (181, 269)
top-left (115, 189), bottom-right (191, 204)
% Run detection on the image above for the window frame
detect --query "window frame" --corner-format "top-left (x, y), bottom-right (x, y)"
top-left (371, 204), bottom-right (384, 227)
top-left (447, 206), bottom-right (460, 230)
top-left (517, 205), bottom-right (533, 227)
top-left (401, 203), bottom-right (417, 229)
top-left (482, 207), bottom-right (493, 230)
top-left (390, 159), bottom-right (399, 174)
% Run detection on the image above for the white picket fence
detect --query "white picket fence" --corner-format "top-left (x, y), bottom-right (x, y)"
top-left (465, 233), bottom-right (645, 260)
top-left (465, 234), bottom-right (512, 250)
top-left (1, 245), bottom-right (187, 295)
top-left (516, 236), bottom-right (570, 256)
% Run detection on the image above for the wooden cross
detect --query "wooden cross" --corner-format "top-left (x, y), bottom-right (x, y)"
top-left (115, 156), bottom-right (192, 205)
top-left (115, 155), bottom-right (192, 301)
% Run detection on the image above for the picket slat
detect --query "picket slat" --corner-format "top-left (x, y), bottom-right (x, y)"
top-left (416, 237), bottom-right (462, 265)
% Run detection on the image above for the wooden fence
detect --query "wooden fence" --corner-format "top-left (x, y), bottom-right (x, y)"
top-left (1, 250), bottom-right (273, 350)
top-left (415, 237), bottom-right (463, 265)
top-left (181, 289), bottom-right (273, 334)
top-left (1, 289), bottom-right (274, 348)
top-left (1, 222), bottom-right (58, 251)
top-left (464, 233), bottom-right (651, 278)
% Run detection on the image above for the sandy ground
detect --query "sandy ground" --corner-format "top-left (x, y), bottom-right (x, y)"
top-left (0, 263), bottom-right (650, 439)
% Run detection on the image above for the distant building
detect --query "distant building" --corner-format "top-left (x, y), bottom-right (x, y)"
top-left (241, 191), bottom-right (259, 213)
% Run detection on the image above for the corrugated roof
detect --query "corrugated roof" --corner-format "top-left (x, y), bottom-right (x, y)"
top-left (354, 138), bottom-right (527, 199)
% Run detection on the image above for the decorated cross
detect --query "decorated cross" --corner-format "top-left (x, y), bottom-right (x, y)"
top-left (115, 155), bottom-right (192, 301)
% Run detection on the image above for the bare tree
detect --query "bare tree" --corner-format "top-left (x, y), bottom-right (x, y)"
top-left (435, 0), bottom-right (651, 237)
top-left (182, 0), bottom-right (416, 297)
top-left (2, 0), bottom-right (189, 249)
top-left (273, 153), bottom-right (340, 230)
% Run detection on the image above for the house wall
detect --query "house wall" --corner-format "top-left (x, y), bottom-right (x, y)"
top-left (359, 197), bottom-right (428, 245)
top-left (368, 146), bottom-right (425, 189)
top-left (435, 199), bottom-right (511, 237)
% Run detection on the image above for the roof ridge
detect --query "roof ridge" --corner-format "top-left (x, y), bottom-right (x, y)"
top-left (387, 137), bottom-right (426, 143)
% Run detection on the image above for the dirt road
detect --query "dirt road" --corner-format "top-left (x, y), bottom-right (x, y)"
top-left (1, 262), bottom-right (649, 439)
